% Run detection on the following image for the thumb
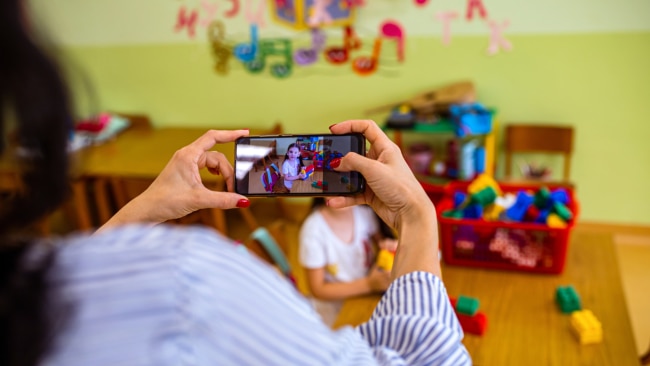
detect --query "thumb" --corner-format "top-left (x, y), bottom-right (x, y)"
top-left (200, 190), bottom-right (251, 210)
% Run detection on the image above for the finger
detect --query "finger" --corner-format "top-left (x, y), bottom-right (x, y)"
top-left (329, 120), bottom-right (394, 152)
top-left (326, 195), bottom-right (366, 209)
top-left (333, 151), bottom-right (390, 183)
top-left (199, 190), bottom-right (249, 210)
top-left (203, 151), bottom-right (236, 192)
top-left (192, 129), bottom-right (250, 152)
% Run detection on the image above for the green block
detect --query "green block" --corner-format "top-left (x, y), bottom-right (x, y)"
top-left (442, 210), bottom-right (464, 219)
top-left (553, 202), bottom-right (573, 221)
top-left (456, 295), bottom-right (480, 316)
top-left (471, 186), bottom-right (497, 206)
top-left (534, 187), bottom-right (551, 209)
top-left (555, 285), bottom-right (581, 313)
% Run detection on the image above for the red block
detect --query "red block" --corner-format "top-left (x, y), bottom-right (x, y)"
top-left (456, 312), bottom-right (487, 335)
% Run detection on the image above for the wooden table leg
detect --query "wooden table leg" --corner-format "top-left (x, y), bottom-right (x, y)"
top-left (70, 179), bottom-right (92, 231)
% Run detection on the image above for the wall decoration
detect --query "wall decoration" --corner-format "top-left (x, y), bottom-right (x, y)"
top-left (487, 20), bottom-right (512, 55)
top-left (435, 11), bottom-right (459, 46)
top-left (324, 25), bottom-right (361, 65)
top-left (466, 0), bottom-right (488, 21)
top-left (207, 20), bottom-right (232, 74)
top-left (294, 28), bottom-right (327, 66)
top-left (270, 0), bottom-right (355, 31)
top-left (379, 20), bottom-right (405, 62)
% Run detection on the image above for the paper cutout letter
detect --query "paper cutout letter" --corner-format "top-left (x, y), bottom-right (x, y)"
top-left (414, 0), bottom-right (430, 6)
top-left (294, 29), bottom-right (327, 66)
top-left (245, 0), bottom-right (267, 28)
top-left (224, 0), bottom-right (240, 18)
top-left (435, 11), bottom-right (458, 45)
top-left (308, 0), bottom-right (333, 27)
top-left (487, 20), bottom-right (512, 55)
top-left (466, 0), bottom-right (488, 21)
top-left (234, 23), bottom-right (258, 62)
top-left (199, 0), bottom-right (218, 27)
top-left (175, 6), bottom-right (199, 38)
top-left (380, 20), bottom-right (405, 62)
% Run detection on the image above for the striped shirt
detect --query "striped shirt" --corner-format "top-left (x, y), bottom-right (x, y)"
top-left (41, 225), bottom-right (471, 366)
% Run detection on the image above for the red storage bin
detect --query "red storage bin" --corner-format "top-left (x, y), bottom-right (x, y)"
top-left (437, 182), bottom-right (579, 274)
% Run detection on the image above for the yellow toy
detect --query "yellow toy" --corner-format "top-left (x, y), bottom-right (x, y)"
top-left (570, 310), bottom-right (603, 345)
top-left (376, 249), bottom-right (395, 271)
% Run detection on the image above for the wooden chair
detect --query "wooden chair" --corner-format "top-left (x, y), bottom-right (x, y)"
top-left (504, 124), bottom-right (574, 181)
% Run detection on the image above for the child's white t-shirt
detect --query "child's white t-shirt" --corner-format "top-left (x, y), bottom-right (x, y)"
top-left (282, 160), bottom-right (299, 189)
top-left (299, 205), bottom-right (379, 326)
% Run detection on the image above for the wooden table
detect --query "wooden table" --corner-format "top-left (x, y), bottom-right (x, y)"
top-left (333, 231), bottom-right (639, 365)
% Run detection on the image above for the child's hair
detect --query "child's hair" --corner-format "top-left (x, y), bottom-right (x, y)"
top-left (283, 143), bottom-right (305, 168)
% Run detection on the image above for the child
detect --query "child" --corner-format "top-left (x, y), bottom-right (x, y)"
top-left (281, 143), bottom-right (306, 191)
top-left (299, 198), bottom-right (395, 326)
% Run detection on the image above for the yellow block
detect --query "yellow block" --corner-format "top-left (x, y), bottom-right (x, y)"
top-left (376, 249), bottom-right (395, 271)
top-left (570, 309), bottom-right (603, 345)
top-left (483, 204), bottom-right (505, 221)
top-left (468, 173), bottom-right (503, 196)
top-left (547, 213), bottom-right (568, 228)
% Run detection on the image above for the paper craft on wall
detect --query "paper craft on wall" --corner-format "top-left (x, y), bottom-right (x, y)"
top-left (270, 0), bottom-right (356, 30)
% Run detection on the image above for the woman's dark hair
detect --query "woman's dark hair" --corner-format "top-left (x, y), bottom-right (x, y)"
top-left (1, 0), bottom-right (73, 365)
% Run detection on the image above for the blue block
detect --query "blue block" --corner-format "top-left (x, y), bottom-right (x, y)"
top-left (454, 192), bottom-right (467, 208)
top-left (550, 189), bottom-right (570, 205)
top-left (505, 191), bottom-right (533, 221)
top-left (463, 204), bottom-right (483, 219)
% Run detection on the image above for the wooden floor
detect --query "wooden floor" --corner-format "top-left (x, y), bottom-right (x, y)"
top-left (48, 200), bottom-right (650, 358)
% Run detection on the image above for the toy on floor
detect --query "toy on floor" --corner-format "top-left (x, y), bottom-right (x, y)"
top-left (556, 285), bottom-right (582, 313)
top-left (450, 296), bottom-right (487, 335)
top-left (570, 310), bottom-right (603, 344)
top-left (261, 163), bottom-right (281, 193)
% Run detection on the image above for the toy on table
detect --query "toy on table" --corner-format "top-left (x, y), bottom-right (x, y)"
top-left (376, 249), bottom-right (395, 271)
top-left (570, 310), bottom-right (603, 345)
top-left (450, 296), bottom-right (487, 336)
top-left (311, 180), bottom-right (328, 190)
top-left (300, 164), bottom-right (315, 180)
top-left (261, 163), bottom-right (282, 193)
top-left (555, 285), bottom-right (581, 313)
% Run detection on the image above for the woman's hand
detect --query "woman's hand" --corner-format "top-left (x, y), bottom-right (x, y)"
top-left (367, 266), bottom-right (392, 293)
top-left (326, 120), bottom-right (441, 279)
top-left (97, 129), bottom-right (250, 231)
top-left (326, 120), bottom-right (435, 231)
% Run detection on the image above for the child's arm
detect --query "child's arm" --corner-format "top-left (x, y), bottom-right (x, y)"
top-left (306, 266), bottom-right (391, 301)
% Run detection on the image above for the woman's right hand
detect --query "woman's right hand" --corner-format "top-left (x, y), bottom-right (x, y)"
top-left (326, 120), bottom-right (436, 232)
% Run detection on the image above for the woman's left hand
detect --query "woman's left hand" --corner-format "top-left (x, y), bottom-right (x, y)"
top-left (97, 129), bottom-right (250, 231)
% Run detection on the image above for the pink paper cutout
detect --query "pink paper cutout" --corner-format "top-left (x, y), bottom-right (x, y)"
top-left (466, 0), bottom-right (488, 21)
top-left (346, 0), bottom-right (366, 7)
top-left (487, 20), bottom-right (512, 55)
top-left (199, 0), bottom-right (218, 28)
top-left (294, 29), bottom-right (326, 66)
top-left (175, 6), bottom-right (199, 38)
top-left (435, 11), bottom-right (458, 45)
top-left (414, 0), bottom-right (430, 6)
top-left (380, 20), bottom-right (405, 62)
top-left (244, 0), bottom-right (267, 27)
top-left (224, 0), bottom-right (240, 18)
top-left (308, 0), bottom-right (333, 27)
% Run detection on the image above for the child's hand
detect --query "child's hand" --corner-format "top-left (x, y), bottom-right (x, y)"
top-left (298, 172), bottom-right (306, 179)
top-left (367, 266), bottom-right (392, 293)
top-left (379, 238), bottom-right (398, 252)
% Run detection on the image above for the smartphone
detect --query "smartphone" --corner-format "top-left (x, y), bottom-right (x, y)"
top-left (235, 133), bottom-right (366, 196)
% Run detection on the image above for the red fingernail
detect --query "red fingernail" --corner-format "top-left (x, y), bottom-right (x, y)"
top-left (236, 199), bottom-right (250, 208)
top-left (328, 123), bottom-right (337, 130)
top-left (330, 158), bottom-right (341, 169)
top-left (242, 128), bottom-right (250, 131)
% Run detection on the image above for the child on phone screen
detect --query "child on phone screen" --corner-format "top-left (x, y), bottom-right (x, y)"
top-left (299, 198), bottom-right (397, 326)
top-left (281, 143), bottom-right (306, 191)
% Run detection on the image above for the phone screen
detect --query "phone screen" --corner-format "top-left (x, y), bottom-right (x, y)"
top-left (235, 133), bottom-right (366, 196)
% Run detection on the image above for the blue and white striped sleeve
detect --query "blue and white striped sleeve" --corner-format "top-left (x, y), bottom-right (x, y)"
top-left (357, 272), bottom-right (472, 365)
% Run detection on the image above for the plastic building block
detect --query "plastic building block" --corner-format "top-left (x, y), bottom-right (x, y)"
top-left (450, 296), bottom-right (487, 335)
top-left (534, 186), bottom-right (551, 209)
top-left (300, 164), bottom-right (315, 180)
top-left (463, 204), bottom-right (483, 219)
top-left (442, 210), bottom-right (464, 219)
top-left (556, 285), bottom-right (581, 313)
top-left (550, 188), bottom-right (570, 205)
top-left (483, 204), bottom-right (504, 221)
top-left (470, 186), bottom-right (498, 206)
top-left (547, 213), bottom-right (568, 228)
top-left (376, 249), bottom-right (395, 271)
top-left (454, 192), bottom-right (468, 208)
top-left (340, 175), bottom-right (349, 184)
top-left (468, 173), bottom-right (503, 196)
top-left (570, 309), bottom-right (603, 344)
top-left (505, 191), bottom-right (533, 221)
top-left (553, 202), bottom-right (573, 221)
top-left (457, 311), bottom-right (488, 336)
top-left (311, 180), bottom-right (328, 190)
top-left (456, 295), bottom-right (480, 316)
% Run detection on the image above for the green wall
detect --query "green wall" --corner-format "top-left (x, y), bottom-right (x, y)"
top-left (59, 32), bottom-right (650, 225)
